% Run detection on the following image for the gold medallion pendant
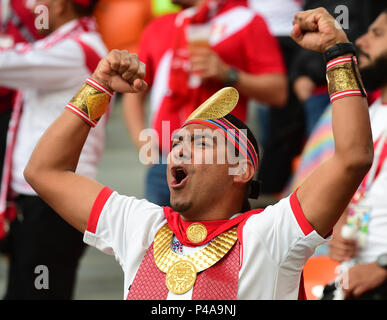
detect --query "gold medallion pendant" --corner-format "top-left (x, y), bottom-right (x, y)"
top-left (166, 260), bottom-right (197, 294)
top-left (153, 224), bottom-right (238, 295)
top-left (186, 223), bottom-right (207, 243)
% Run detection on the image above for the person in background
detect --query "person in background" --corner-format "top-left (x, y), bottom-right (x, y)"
top-left (123, 0), bottom-right (287, 207)
top-left (0, 0), bottom-right (42, 193)
top-left (248, 0), bottom-right (306, 196)
top-left (0, 0), bottom-right (108, 299)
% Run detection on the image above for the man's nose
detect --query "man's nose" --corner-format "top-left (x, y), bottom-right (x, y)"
top-left (355, 33), bottom-right (367, 50)
top-left (172, 143), bottom-right (189, 161)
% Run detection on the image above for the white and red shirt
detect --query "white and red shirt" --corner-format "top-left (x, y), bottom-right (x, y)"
top-left (248, 0), bottom-right (302, 36)
top-left (354, 99), bottom-right (387, 264)
top-left (84, 187), bottom-right (328, 299)
top-left (139, 6), bottom-right (285, 153)
top-left (0, 17), bottom-right (108, 195)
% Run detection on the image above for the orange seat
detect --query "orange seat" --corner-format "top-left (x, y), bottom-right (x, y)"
top-left (94, 0), bottom-right (153, 53)
top-left (303, 255), bottom-right (339, 300)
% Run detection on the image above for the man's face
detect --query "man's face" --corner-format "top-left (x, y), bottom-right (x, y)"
top-left (355, 12), bottom-right (387, 91)
top-left (28, 0), bottom-right (59, 36)
top-left (166, 123), bottom-right (238, 219)
top-left (356, 13), bottom-right (387, 69)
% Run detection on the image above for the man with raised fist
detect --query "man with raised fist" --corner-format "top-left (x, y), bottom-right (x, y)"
top-left (24, 8), bottom-right (373, 299)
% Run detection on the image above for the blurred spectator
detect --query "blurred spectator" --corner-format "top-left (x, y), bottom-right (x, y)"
top-left (94, 0), bottom-right (152, 53)
top-left (0, 0), bottom-right (43, 190)
top-left (0, 0), bottom-right (108, 299)
top-left (292, 0), bottom-right (386, 136)
top-left (248, 0), bottom-right (306, 195)
top-left (123, 0), bottom-right (287, 206)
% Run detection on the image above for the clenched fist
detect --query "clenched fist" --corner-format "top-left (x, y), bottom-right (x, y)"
top-left (290, 7), bottom-right (349, 52)
top-left (92, 50), bottom-right (147, 93)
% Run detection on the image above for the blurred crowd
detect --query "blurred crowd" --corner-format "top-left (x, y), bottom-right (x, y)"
top-left (0, 0), bottom-right (386, 300)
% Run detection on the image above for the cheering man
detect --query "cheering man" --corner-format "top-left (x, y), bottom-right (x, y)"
top-left (24, 8), bottom-right (373, 299)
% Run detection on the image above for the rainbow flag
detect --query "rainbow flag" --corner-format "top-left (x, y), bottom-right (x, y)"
top-left (284, 105), bottom-right (334, 195)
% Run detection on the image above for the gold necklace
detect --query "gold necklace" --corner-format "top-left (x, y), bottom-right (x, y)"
top-left (153, 223), bottom-right (238, 295)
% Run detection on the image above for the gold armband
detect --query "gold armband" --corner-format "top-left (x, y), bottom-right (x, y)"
top-left (326, 56), bottom-right (367, 103)
top-left (65, 77), bottom-right (113, 127)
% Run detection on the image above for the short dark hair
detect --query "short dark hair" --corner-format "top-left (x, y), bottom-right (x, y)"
top-left (223, 113), bottom-right (261, 209)
top-left (71, 0), bottom-right (99, 17)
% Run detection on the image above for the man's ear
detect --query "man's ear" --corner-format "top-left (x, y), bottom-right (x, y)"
top-left (232, 159), bottom-right (255, 184)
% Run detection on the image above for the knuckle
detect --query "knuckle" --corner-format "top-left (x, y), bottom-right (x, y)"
top-left (129, 53), bottom-right (138, 61)
top-left (316, 7), bottom-right (326, 14)
top-left (110, 49), bottom-right (121, 57)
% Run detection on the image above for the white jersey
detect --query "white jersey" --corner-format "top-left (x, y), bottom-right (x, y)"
top-left (84, 187), bottom-right (328, 300)
top-left (355, 99), bottom-right (387, 264)
top-left (248, 0), bottom-right (302, 36)
top-left (0, 18), bottom-right (108, 195)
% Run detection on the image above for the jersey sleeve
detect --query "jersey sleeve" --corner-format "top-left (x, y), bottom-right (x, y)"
top-left (0, 38), bottom-right (88, 90)
top-left (244, 15), bottom-right (286, 75)
top-left (83, 186), bottom-right (166, 268)
top-left (242, 190), bottom-right (331, 272)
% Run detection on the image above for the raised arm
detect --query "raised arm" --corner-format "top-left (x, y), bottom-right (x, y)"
top-left (291, 8), bottom-right (374, 237)
top-left (24, 50), bottom-right (147, 233)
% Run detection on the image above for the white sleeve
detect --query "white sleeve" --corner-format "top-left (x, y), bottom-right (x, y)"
top-left (0, 38), bottom-right (87, 90)
top-left (83, 187), bottom-right (166, 268)
top-left (242, 191), bottom-right (331, 272)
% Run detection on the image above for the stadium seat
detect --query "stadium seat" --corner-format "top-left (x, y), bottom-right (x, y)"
top-left (303, 255), bottom-right (339, 300)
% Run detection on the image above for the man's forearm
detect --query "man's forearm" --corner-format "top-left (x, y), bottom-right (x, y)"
top-left (329, 56), bottom-right (373, 166)
top-left (24, 110), bottom-right (104, 232)
top-left (291, 8), bottom-right (374, 237)
top-left (234, 71), bottom-right (288, 107)
top-left (25, 111), bottom-right (91, 178)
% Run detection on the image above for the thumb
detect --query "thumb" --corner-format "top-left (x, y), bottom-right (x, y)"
top-left (290, 24), bottom-right (303, 42)
top-left (132, 79), bottom-right (148, 92)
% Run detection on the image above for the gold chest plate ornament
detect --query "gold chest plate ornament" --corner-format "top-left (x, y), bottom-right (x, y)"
top-left (153, 224), bottom-right (238, 295)
top-left (186, 223), bottom-right (207, 243)
top-left (165, 260), bottom-right (197, 294)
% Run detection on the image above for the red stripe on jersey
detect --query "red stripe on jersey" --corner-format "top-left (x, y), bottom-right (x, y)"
top-left (290, 189), bottom-right (314, 236)
top-left (86, 186), bottom-right (114, 233)
top-left (75, 39), bottom-right (102, 75)
top-left (298, 271), bottom-right (307, 300)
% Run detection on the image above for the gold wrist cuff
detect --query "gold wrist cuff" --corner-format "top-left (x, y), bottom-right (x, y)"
top-left (326, 56), bottom-right (366, 102)
top-left (66, 78), bottom-right (112, 127)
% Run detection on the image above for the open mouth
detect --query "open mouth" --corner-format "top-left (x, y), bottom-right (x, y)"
top-left (170, 166), bottom-right (188, 189)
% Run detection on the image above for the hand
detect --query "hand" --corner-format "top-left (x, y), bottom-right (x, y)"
top-left (290, 7), bottom-right (349, 53)
top-left (190, 48), bottom-right (229, 83)
top-left (329, 225), bottom-right (358, 262)
top-left (342, 262), bottom-right (387, 298)
top-left (92, 50), bottom-right (147, 93)
top-left (293, 76), bottom-right (316, 102)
